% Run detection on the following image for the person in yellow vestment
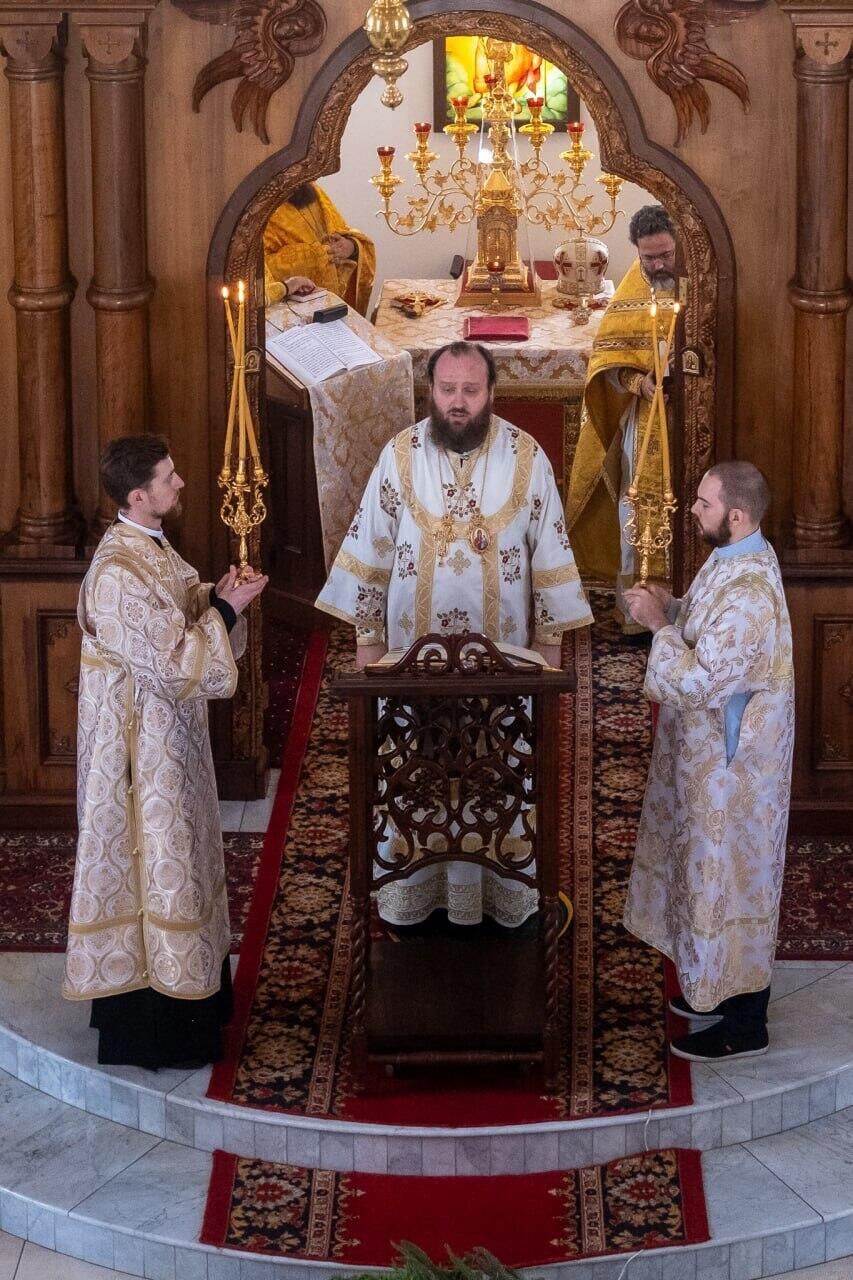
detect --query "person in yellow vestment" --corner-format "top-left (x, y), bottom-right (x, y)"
top-left (263, 182), bottom-right (377, 316)
top-left (566, 205), bottom-right (678, 631)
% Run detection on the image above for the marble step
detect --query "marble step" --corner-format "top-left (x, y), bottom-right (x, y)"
top-left (3, 1062), bottom-right (853, 1280)
top-left (3, 954), bottom-right (853, 1174)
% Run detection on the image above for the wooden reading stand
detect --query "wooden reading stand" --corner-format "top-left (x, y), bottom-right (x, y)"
top-left (332, 633), bottom-right (575, 1090)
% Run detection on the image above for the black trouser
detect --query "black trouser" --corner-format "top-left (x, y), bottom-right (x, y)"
top-left (717, 985), bottom-right (771, 1034)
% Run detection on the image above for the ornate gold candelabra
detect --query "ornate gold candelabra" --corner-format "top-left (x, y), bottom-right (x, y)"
top-left (369, 39), bottom-right (624, 304)
top-left (623, 297), bottom-right (681, 582)
top-left (219, 280), bottom-right (268, 578)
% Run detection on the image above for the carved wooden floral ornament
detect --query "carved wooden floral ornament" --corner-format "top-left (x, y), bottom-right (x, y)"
top-left (614, 0), bottom-right (767, 144)
top-left (192, 0), bottom-right (327, 144)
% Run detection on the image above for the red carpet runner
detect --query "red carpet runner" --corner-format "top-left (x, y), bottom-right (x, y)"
top-left (201, 1146), bottom-right (709, 1265)
top-left (208, 594), bottom-right (694, 1123)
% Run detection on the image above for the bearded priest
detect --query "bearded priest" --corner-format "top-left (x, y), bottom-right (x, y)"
top-left (316, 340), bottom-right (593, 928)
top-left (623, 462), bottom-right (794, 1062)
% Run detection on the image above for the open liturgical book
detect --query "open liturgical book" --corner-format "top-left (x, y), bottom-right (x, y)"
top-left (266, 318), bottom-right (382, 386)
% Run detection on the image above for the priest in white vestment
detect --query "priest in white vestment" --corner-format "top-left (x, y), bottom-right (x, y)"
top-left (63, 436), bottom-right (268, 1069)
top-left (623, 461), bottom-right (794, 1062)
top-left (316, 340), bottom-right (593, 927)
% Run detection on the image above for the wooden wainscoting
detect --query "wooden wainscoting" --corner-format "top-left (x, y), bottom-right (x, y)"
top-left (0, 566), bottom-right (85, 827)
top-left (784, 555), bottom-right (853, 834)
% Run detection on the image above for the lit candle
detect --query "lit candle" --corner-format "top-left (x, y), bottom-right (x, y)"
top-left (650, 300), bottom-right (661, 385)
top-left (451, 95), bottom-right (469, 111)
top-left (236, 280), bottom-right (247, 472)
top-left (221, 287), bottom-right (238, 472)
top-left (528, 96), bottom-right (544, 110)
top-left (657, 303), bottom-right (680, 490)
top-left (568, 121), bottom-right (584, 138)
top-left (487, 257), bottom-right (505, 275)
top-left (377, 145), bottom-right (395, 159)
top-left (413, 122), bottom-right (431, 136)
top-left (635, 302), bottom-right (679, 489)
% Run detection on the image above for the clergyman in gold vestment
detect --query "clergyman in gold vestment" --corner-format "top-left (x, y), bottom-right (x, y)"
top-left (264, 182), bottom-right (377, 316)
top-left (63, 435), bottom-right (267, 1069)
top-left (567, 205), bottom-right (678, 630)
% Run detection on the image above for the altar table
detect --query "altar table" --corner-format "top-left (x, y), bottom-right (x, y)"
top-left (372, 277), bottom-right (606, 498)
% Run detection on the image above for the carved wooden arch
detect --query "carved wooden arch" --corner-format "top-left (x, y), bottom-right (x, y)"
top-left (207, 0), bottom-right (736, 586)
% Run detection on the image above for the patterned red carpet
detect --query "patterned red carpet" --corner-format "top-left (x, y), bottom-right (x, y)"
top-left (0, 830), bottom-right (265, 953)
top-left (201, 1146), bottom-right (709, 1265)
top-left (777, 837), bottom-right (853, 960)
top-left (208, 594), bottom-right (693, 1124)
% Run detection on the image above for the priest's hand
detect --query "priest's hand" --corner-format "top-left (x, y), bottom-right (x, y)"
top-left (356, 643), bottom-right (386, 670)
top-left (532, 642), bottom-right (562, 669)
top-left (216, 565), bottom-right (269, 614)
top-left (624, 584), bottom-right (669, 633)
top-left (285, 276), bottom-right (316, 297)
top-left (324, 234), bottom-right (357, 265)
top-left (640, 372), bottom-right (656, 402)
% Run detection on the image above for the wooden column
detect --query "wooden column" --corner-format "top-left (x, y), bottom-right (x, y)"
top-left (0, 18), bottom-right (79, 555)
top-left (785, 18), bottom-right (853, 547)
top-left (79, 18), bottom-right (153, 530)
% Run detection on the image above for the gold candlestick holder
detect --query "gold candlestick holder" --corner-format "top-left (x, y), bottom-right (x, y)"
top-left (623, 486), bottom-right (678, 584)
top-left (220, 281), bottom-right (268, 580)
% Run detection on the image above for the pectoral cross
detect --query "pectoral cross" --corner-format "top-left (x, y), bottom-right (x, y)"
top-left (434, 514), bottom-right (455, 564)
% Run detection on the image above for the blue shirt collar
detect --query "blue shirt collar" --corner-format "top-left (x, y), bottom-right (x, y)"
top-left (712, 527), bottom-right (766, 560)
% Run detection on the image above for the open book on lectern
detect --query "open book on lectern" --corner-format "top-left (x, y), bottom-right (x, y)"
top-left (266, 319), bottom-right (382, 386)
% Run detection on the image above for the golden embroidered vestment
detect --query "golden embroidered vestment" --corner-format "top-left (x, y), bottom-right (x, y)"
top-left (63, 524), bottom-right (246, 1004)
top-left (623, 544), bottom-right (795, 1011)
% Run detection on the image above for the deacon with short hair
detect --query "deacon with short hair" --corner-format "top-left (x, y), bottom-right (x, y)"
top-left (63, 435), bottom-right (267, 1069)
top-left (316, 340), bottom-right (593, 927)
top-left (623, 461), bottom-right (794, 1061)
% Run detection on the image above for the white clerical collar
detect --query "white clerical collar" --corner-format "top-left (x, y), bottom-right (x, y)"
top-left (117, 511), bottom-right (164, 540)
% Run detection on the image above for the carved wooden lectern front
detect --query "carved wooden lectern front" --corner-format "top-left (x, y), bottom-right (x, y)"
top-left (333, 633), bottom-right (575, 1090)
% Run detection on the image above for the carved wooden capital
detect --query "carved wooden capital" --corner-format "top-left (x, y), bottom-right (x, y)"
top-left (798, 25), bottom-right (853, 61)
top-left (0, 18), bottom-right (63, 72)
top-left (78, 18), bottom-right (146, 69)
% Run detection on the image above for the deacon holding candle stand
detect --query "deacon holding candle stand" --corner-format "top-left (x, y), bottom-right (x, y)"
top-left (63, 280), bottom-right (268, 1070)
top-left (566, 204), bottom-right (680, 633)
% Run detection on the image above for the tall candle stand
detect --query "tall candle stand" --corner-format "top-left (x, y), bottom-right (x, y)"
top-left (219, 280), bottom-right (269, 579)
top-left (623, 297), bottom-right (681, 582)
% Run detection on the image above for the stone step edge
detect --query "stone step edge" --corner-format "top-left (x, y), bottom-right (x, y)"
top-left (2, 1016), bottom-right (853, 1173)
top-left (1, 1139), bottom-right (852, 1280)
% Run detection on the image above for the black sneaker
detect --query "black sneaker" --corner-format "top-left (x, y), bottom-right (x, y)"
top-left (670, 1022), bottom-right (769, 1062)
top-left (668, 994), bottom-right (724, 1024)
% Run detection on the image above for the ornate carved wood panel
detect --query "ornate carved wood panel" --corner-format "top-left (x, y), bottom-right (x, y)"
top-left (814, 617), bottom-right (853, 770)
top-left (0, 578), bottom-right (82, 800)
top-left (613, 0), bottom-right (766, 145)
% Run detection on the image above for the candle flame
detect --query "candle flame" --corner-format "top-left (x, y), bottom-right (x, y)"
top-left (238, 280), bottom-right (245, 303)
top-left (674, 302), bottom-right (681, 314)
top-left (221, 286), bottom-right (229, 300)
top-left (650, 303), bottom-right (657, 318)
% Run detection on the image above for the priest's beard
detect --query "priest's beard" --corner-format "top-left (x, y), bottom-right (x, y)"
top-left (695, 510), bottom-right (732, 547)
top-left (288, 183), bottom-right (317, 209)
top-left (643, 265), bottom-right (676, 292)
top-left (428, 400), bottom-right (492, 453)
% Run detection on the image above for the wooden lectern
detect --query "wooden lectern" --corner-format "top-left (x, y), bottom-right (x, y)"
top-left (333, 633), bottom-right (575, 1089)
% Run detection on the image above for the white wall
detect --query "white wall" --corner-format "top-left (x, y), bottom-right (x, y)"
top-left (320, 41), bottom-right (655, 301)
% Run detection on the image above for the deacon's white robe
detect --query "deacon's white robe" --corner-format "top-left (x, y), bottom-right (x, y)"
top-left (63, 523), bottom-right (246, 1003)
top-left (317, 415), bottom-right (593, 926)
top-left (623, 536), bottom-right (795, 1010)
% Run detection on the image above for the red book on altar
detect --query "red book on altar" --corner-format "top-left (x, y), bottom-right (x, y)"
top-left (463, 314), bottom-right (530, 341)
